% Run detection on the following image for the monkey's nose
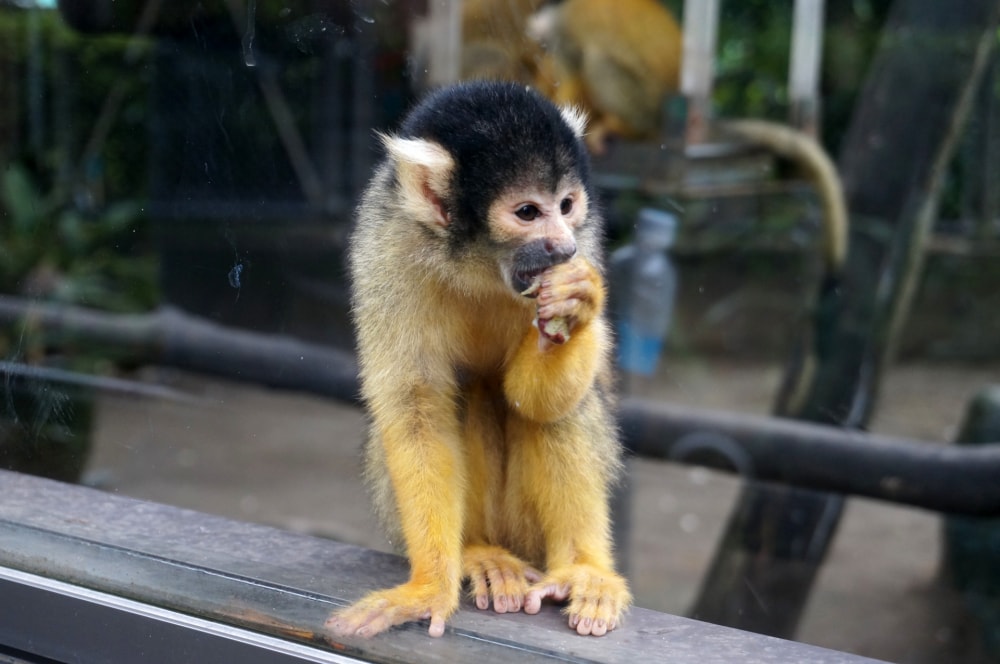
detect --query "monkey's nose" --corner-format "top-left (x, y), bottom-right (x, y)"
top-left (543, 237), bottom-right (577, 264)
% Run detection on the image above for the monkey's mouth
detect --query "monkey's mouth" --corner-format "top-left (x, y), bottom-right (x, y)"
top-left (514, 268), bottom-right (546, 297)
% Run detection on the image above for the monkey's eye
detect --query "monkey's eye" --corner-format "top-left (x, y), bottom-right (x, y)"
top-left (560, 197), bottom-right (574, 215)
top-left (515, 204), bottom-right (541, 221)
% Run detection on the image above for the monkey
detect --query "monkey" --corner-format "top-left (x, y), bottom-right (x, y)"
top-left (526, 0), bottom-right (683, 153)
top-left (325, 81), bottom-right (631, 639)
top-left (459, 0), bottom-right (549, 85)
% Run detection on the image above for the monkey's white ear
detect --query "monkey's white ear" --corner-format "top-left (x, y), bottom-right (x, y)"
top-left (381, 134), bottom-right (453, 230)
top-left (559, 106), bottom-right (588, 139)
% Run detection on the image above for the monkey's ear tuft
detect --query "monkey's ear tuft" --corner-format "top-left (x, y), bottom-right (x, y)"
top-left (559, 106), bottom-right (589, 139)
top-left (381, 134), bottom-right (454, 230)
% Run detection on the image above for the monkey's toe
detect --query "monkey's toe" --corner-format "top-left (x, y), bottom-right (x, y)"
top-left (463, 545), bottom-right (541, 614)
top-left (527, 564), bottom-right (631, 636)
top-left (326, 583), bottom-right (458, 639)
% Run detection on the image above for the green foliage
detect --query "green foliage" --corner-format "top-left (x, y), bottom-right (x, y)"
top-left (711, 0), bottom-right (894, 152)
top-left (0, 6), bottom-right (157, 313)
top-left (714, 3), bottom-right (794, 120)
top-left (0, 7), bottom-right (153, 202)
top-left (0, 162), bottom-right (157, 313)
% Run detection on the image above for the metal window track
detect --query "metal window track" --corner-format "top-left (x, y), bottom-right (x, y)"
top-left (0, 567), bottom-right (361, 664)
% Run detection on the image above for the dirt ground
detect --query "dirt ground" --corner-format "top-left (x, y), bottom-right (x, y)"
top-left (83, 358), bottom-right (1000, 663)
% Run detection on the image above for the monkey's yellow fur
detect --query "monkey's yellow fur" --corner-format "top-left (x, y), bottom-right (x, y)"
top-left (327, 87), bottom-right (630, 639)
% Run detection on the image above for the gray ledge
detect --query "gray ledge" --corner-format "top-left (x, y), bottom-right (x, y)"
top-left (0, 470), bottom-right (883, 663)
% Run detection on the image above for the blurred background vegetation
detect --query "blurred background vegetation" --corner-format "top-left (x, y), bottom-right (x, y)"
top-left (0, 7), bottom-right (157, 314)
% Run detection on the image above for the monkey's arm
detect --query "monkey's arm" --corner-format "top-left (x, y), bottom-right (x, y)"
top-left (504, 256), bottom-right (607, 423)
top-left (503, 254), bottom-right (631, 634)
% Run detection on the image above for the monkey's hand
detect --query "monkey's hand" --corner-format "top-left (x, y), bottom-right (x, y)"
top-left (524, 564), bottom-right (631, 636)
top-left (532, 256), bottom-right (604, 350)
top-left (507, 256), bottom-right (606, 423)
top-left (463, 545), bottom-right (543, 614)
top-left (325, 581), bottom-right (459, 639)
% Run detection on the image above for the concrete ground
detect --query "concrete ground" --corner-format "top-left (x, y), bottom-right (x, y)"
top-left (84, 359), bottom-right (1000, 663)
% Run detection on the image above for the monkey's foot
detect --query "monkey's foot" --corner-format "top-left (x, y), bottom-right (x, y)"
top-left (524, 564), bottom-right (631, 636)
top-left (462, 545), bottom-right (543, 614)
top-left (325, 582), bottom-right (458, 639)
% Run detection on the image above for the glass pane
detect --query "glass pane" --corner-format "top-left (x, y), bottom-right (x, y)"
top-left (0, 1), bottom-right (997, 661)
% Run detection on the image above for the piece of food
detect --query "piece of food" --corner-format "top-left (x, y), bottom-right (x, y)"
top-left (537, 316), bottom-right (570, 344)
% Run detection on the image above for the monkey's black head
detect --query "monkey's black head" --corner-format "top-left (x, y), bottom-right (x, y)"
top-left (397, 81), bottom-right (593, 250)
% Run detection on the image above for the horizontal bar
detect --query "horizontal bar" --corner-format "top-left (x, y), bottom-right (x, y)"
top-left (620, 397), bottom-right (1000, 516)
top-left (2, 296), bottom-right (996, 515)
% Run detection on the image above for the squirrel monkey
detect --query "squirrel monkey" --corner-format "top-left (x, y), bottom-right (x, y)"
top-left (528, 0), bottom-right (683, 153)
top-left (326, 81), bottom-right (630, 639)
top-left (460, 0), bottom-right (548, 84)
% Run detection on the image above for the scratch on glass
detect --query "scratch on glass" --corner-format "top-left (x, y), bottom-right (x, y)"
top-left (224, 231), bottom-right (246, 302)
top-left (242, 0), bottom-right (257, 67)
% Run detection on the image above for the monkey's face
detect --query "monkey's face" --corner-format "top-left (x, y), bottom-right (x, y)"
top-left (488, 180), bottom-right (590, 296)
top-left (379, 81), bottom-right (599, 299)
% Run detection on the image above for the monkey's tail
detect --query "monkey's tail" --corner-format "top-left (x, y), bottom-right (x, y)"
top-left (723, 120), bottom-right (850, 416)
top-left (722, 119), bottom-right (849, 273)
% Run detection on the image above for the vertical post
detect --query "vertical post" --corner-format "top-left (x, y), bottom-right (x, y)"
top-left (943, 386), bottom-right (1000, 658)
top-left (426, 0), bottom-right (462, 88)
top-left (977, 54), bottom-right (1000, 241)
top-left (681, 0), bottom-right (720, 144)
top-left (788, 0), bottom-right (825, 137)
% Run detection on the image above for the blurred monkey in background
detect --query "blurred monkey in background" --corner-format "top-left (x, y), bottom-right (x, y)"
top-left (527, 0), bottom-right (683, 153)
top-left (460, 0), bottom-right (683, 153)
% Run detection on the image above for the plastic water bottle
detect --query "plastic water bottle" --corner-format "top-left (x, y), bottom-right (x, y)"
top-left (609, 208), bottom-right (678, 381)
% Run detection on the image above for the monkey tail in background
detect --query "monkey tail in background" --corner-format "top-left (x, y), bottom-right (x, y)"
top-left (722, 120), bottom-right (849, 274)
top-left (724, 120), bottom-right (851, 417)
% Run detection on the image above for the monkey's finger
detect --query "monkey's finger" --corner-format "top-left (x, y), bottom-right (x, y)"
top-left (484, 565), bottom-right (511, 613)
top-left (571, 588), bottom-right (625, 636)
top-left (524, 582), bottom-right (570, 614)
top-left (325, 606), bottom-right (365, 635)
top-left (428, 612), bottom-right (446, 638)
top-left (570, 597), bottom-right (600, 636)
top-left (540, 257), bottom-right (590, 286)
top-left (539, 261), bottom-right (595, 296)
top-left (538, 298), bottom-right (580, 321)
top-left (327, 606), bottom-right (390, 639)
top-left (524, 589), bottom-right (543, 615)
top-left (539, 280), bottom-right (591, 306)
top-left (538, 274), bottom-right (589, 300)
top-left (467, 569), bottom-right (490, 610)
top-left (578, 613), bottom-right (612, 637)
top-left (576, 616), bottom-right (603, 636)
top-left (502, 566), bottom-right (523, 612)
